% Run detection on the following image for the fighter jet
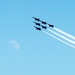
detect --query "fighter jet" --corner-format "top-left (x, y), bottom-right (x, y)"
top-left (41, 25), bottom-right (47, 29)
top-left (34, 26), bottom-right (41, 31)
top-left (48, 24), bottom-right (54, 28)
top-left (33, 22), bottom-right (40, 26)
top-left (40, 21), bottom-right (47, 25)
top-left (32, 17), bottom-right (40, 21)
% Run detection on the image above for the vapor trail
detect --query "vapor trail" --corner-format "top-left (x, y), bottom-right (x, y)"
top-left (42, 30), bottom-right (75, 48)
top-left (54, 27), bottom-right (75, 40)
top-left (47, 29), bottom-right (75, 45)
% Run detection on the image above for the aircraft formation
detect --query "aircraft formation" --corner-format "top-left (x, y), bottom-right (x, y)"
top-left (32, 17), bottom-right (75, 48)
top-left (32, 17), bottom-right (54, 31)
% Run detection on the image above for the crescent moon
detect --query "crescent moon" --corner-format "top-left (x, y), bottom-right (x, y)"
top-left (8, 40), bottom-right (20, 50)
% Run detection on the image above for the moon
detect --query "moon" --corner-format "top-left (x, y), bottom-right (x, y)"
top-left (8, 40), bottom-right (20, 50)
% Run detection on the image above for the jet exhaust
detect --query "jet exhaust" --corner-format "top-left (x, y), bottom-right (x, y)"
top-left (42, 30), bottom-right (75, 48)
top-left (47, 29), bottom-right (75, 45)
top-left (54, 27), bottom-right (75, 40)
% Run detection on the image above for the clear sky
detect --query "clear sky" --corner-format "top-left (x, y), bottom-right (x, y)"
top-left (0, 0), bottom-right (75, 75)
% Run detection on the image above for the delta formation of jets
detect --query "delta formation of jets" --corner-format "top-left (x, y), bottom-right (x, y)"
top-left (32, 17), bottom-right (54, 31)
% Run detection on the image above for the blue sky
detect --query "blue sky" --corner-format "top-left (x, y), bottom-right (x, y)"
top-left (0, 0), bottom-right (75, 75)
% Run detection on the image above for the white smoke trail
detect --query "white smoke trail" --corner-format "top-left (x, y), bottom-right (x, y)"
top-left (54, 27), bottom-right (75, 40)
top-left (42, 30), bottom-right (75, 48)
top-left (47, 29), bottom-right (75, 45)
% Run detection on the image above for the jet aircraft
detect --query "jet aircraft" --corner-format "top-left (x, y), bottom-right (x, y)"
top-left (41, 25), bottom-right (47, 29)
top-left (34, 26), bottom-right (41, 31)
top-left (40, 21), bottom-right (47, 25)
top-left (32, 17), bottom-right (40, 21)
top-left (33, 22), bottom-right (40, 26)
top-left (48, 24), bottom-right (54, 28)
